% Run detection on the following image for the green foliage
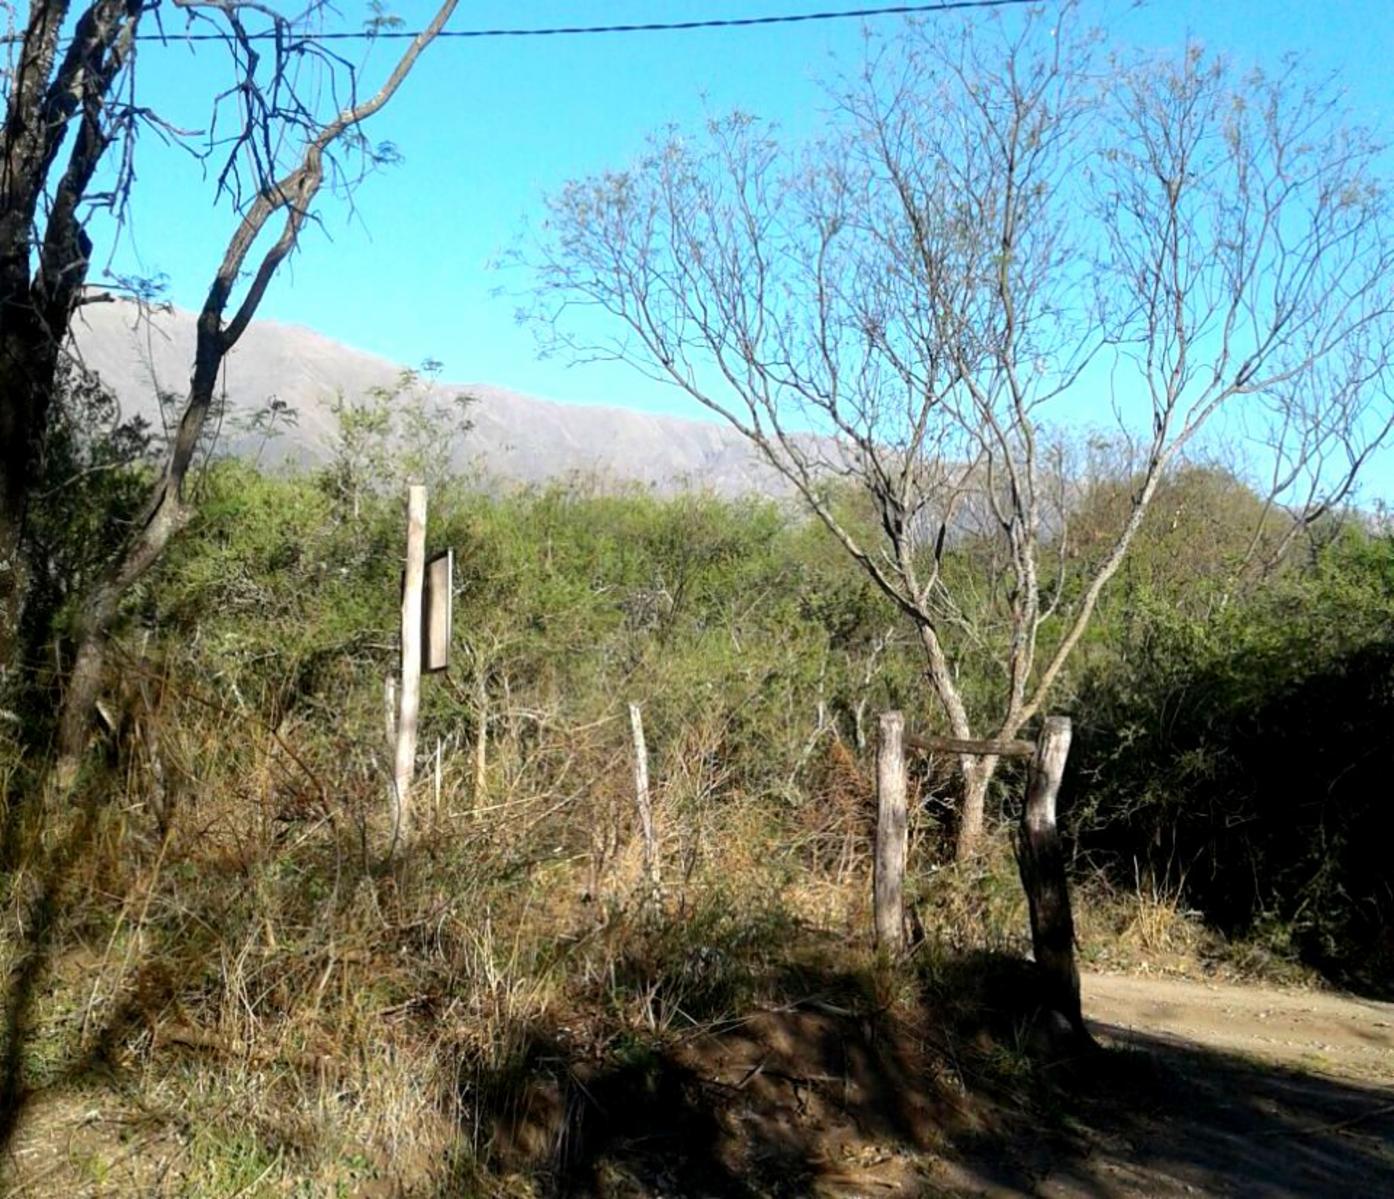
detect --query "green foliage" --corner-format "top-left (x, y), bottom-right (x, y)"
top-left (67, 440), bottom-right (1394, 999)
top-left (321, 366), bottom-right (475, 518)
top-left (23, 361), bottom-right (155, 634)
top-left (20, 409), bottom-right (1394, 1001)
top-left (8, 436), bottom-right (1394, 1193)
top-left (8, 362), bottom-right (156, 739)
top-left (146, 468), bottom-right (924, 821)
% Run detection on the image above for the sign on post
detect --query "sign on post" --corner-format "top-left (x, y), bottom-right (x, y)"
top-left (422, 548), bottom-right (453, 673)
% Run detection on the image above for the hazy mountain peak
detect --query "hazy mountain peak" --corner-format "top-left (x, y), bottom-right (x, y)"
top-left (67, 298), bottom-right (780, 495)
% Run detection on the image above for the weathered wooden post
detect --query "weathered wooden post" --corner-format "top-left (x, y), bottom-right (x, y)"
top-left (472, 685), bottom-right (488, 809)
top-left (434, 736), bottom-right (443, 818)
top-left (1016, 715), bottom-right (1090, 1042)
top-left (392, 484), bottom-right (427, 839)
top-left (875, 710), bottom-right (908, 952)
top-left (628, 702), bottom-right (660, 900)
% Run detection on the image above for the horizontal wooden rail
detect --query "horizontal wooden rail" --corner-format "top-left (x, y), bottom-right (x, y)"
top-left (905, 732), bottom-right (1037, 759)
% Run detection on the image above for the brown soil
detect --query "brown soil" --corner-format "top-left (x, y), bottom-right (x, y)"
top-left (483, 963), bottom-right (1394, 1197)
top-left (946, 971), bottom-right (1394, 1197)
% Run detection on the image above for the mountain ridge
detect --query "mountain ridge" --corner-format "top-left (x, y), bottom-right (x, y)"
top-left (67, 299), bottom-right (782, 495)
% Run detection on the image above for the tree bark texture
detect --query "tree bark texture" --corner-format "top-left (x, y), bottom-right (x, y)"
top-left (0, 0), bottom-right (142, 667)
top-left (1015, 715), bottom-right (1089, 1041)
top-left (954, 754), bottom-right (999, 861)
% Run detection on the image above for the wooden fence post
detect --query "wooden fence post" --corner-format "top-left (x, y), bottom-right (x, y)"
top-left (392, 484), bottom-right (427, 840)
top-left (472, 671), bottom-right (488, 809)
top-left (1016, 715), bottom-right (1090, 1042)
top-left (628, 702), bottom-right (660, 900)
top-left (434, 736), bottom-right (443, 820)
top-left (875, 710), bottom-right (908, 952)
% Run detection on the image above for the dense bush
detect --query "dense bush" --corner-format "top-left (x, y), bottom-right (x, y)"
top-left (1069, 530), bottom-right (1394, 994)
top-left (28, 452), bottom-right (1394, 991)
top-left (135, 464), bottom-right (932, 832)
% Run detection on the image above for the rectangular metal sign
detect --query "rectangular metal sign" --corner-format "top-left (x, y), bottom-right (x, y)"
top-left (422, 548), bottom-right (453, 673)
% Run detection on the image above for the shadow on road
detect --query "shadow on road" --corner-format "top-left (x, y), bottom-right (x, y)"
top-left (454, 953), bottom-right (1394, 1197)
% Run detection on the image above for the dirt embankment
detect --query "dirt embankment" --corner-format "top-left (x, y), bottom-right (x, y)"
top-left (481, 966), bottom-right (1394, 1197)
top-left (6, 967), bottom-right (1391, 1196)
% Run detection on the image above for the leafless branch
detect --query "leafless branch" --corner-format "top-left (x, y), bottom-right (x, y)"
top-left (526, 9), bottom-right (1393, 858)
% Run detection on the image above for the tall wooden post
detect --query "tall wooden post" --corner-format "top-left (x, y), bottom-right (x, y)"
top-left (393, 484), bottom-right (427, 839)
top-left (875, 711), bottom-right (908, 952)
top-left (628, 702), bottom-right (659, 900)
top-left (1016, 716), bottom-right (1089, 1041)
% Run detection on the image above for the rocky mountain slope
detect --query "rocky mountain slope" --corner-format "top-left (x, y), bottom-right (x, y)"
top-left (67, 299), bottom-right (780, 494)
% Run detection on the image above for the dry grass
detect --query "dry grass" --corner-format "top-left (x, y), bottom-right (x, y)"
top-left (1072, 867), bottom-right (1321, 989)
top-left (0, 689), bottom-right (1312, 1196)
top-left (0, 704), bottom-right (884, 1193)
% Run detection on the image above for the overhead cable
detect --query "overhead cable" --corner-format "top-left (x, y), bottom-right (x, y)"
top-left (2, 0), bottom-right (1046, 46)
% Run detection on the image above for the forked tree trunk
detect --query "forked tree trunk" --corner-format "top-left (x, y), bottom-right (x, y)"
top-left (48, 2), bottom-right (459, 783)
top-left (56, 489), bottom-right (188, 783)
top-left (1, 0), bottom-right (144, 674)
top-left (914, 623), bottom-right (1000, 862)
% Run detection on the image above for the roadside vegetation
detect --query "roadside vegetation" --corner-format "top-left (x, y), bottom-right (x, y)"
top-left (1, 402), bottom-right (1390, 1191)
top-left (3, 5), bottom-right (1392, 1191)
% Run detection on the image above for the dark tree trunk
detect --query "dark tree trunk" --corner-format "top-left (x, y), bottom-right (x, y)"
top-left (0, 325), bottom-right (60, 667)
top-left (0, 0), bottom-right (142, 673)
top-left (1015, 716), bottom-right (1091, 1044)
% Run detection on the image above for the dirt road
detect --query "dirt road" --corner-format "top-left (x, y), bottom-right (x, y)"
top-left (992, 971), bottom-right (1394, 1197)
top-left (1082, 970), bottom-right (1394, 1086)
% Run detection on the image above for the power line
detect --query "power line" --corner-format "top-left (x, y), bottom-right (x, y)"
top-left (263, 0), bottom-right (1040, 40)
top-left (3, 1), bottom-right (1044, 46)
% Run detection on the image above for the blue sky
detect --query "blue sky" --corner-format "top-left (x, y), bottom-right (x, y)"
top-left (94, 0), bottom-right (1394, 492)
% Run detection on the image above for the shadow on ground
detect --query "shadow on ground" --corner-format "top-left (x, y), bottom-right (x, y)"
top-left (452, 954), bottom-right (1394, 1197)
top-left (1, 793), bottom-right (1389, 1199)
top-left (1070, 638), bottom-right (1394, 1001)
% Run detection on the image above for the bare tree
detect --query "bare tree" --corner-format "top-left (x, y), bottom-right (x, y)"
top-left (528, 13), bottom-right (1394, 858)
top-left (50, 1), bottom-right (459, 780)
top-left (1, 0), bottom-right (456, 682)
